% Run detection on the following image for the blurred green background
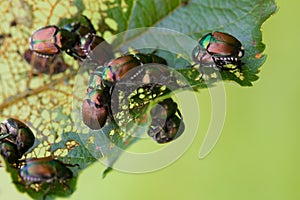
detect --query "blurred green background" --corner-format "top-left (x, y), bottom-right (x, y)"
top-left (1, 0), bottom-right (300, 199)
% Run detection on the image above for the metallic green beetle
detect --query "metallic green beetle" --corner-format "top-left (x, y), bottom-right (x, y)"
top-left (30, 15), bottom-right (93, 58)
top-left (192, 31), bottom-right (244, 72)
top-left (79, 33), bottom-right (114, 65)
top-left (30, 25), bottom-right (78, 57)
top-left (102, 53), bottom-right (168, 87)
top-left (102, 54), bottom-right (142, 86)
top-left (83, 52), bottom-right (168, 130)
top-left (82, 88), bottom-right (112, 130)
top-left (30, 15), bottom-right (113, 63)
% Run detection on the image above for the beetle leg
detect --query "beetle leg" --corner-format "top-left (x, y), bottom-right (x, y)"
top-left (82, 15), bottom-right (96, 34)
top-left (106, 102), bottom-right (114, 124)
top-left (63, 182), bottom-right (73, 193)
top-left (63, 163), bottom-right (80, 169)
top-left (176, 108), bottom-right (183, 118)
top-left (211, 56), bottom-right (223, 70)
top-left (212, 56), bottom-right (243, 72)
top-left (2, 137), bottom-right (17, 145)
top-left (190, 63), bottom-right (198, 68)
top-left (65, 49), bottom-right (84, 61)
top-left (100, 87), bottom-right (114, 124)
top-left (0, 133), bottom-right (10, 140)
top-left (33, 52), bottom-right (52, 58)
top-left (42, 185), bottom-right (51, 200)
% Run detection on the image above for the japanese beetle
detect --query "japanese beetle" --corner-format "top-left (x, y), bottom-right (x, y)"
top-left (80, 33), bottom-right (114, 65)
top-left (30, 25), bottom-right (61, 56)
top-left (102, 53), bottom-right (168, 86)
top-left (81, 88), bottom-right (111, 130)
top-left (0, 118), bottom-right (35, 157)
top-left (147, 98), bottom-right (184, 143)
top-left (192, 31), bottom-right (244, 72)
top-left (102, 55), bottom-right (142, 86)
top-left (19, 157), bottom-right (74, 194)
top-left (62, 26), bottom-right (95, 60)
top-left (30, 15), bottom-right (113, 63)
top-left (30, 25), bottom-right (79, 57)
top-left (83, 52), bottom-right (168, 129)
top-left (60, 15), bottom-right (113, 62)
top-left (0, 141), bottom-right (19, 165)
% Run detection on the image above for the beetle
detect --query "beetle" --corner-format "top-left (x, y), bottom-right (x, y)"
top-left (30, 15), bottom-right (94, 58)
top-left (20, 157), bottom-right (73, 184)
top-left (0, 118), bottom-right (35, 158)
top-left (102, 55), bottom-right (142, 86)
top-left (147, 98), bottom-right (185, 143)
top-left (80, 33), bottom-right (114, 65)
top-left (30, 15), bottom-right (113, 63)
top-left (101, 53), bottom-right (168, 87)
top-left (82, 52), bottom-right (168, 129)
top-left (62, 15), bottom-right (113, 63)
top-left (30, 25), bottom-right (79, 57)
top-left (65, 33), bottom-right (111, 62)
top-left (81, 88), bottom-right (112, 130)
top-left (192, 31), bottom-right (244, 73)
top-left (19, 157), bottom-right (76, 197)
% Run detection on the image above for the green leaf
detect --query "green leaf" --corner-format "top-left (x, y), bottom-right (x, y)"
top-left (50, 132), bottom-right (97, 169)
top-left (106, 0), bottom-right (183, 32)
